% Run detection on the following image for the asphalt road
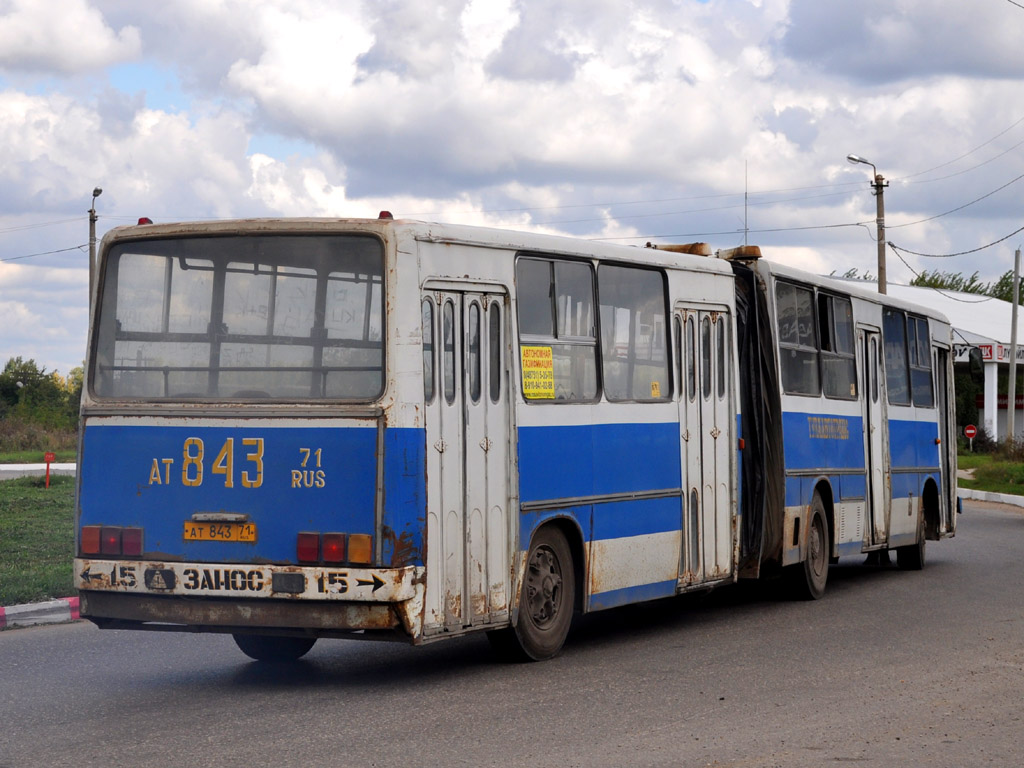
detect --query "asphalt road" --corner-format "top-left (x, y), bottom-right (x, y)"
top-left (2, 500), bottom-right (1022, 768)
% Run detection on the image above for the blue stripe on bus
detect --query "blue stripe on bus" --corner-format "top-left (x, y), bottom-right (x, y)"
top-left (517, 422), bottom-right (680, 503)
top-left (888, 418), bottom-right (939, 468)
top-left (382, 427), bottom-right (426, 567)
top-left (592, 496), bottom-right (681, 540)
top-left (80, 424), bottom-right (379, 563)
top-left (781, 410), bottom-right (865, 471)
top-left (518, 495), bottom-right (680, 550)
top-left (588, 579), bottom-right (678, 611)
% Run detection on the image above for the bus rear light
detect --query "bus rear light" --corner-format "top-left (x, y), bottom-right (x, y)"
top-left (297, 532), bottom-right (320, 563)
top-left (122, 527), bottom-right (144, 556)
top-left (83, 526), bottom-right (144, 557)
top-left (322, 533), bottom-right (346, 563)
top-left (296, 532), bottom-right (373, 565)
top-left (81, 525), bottom-right (101, 555)
top-left (100, 526), bottom-right (122, 555)
top-left (348, 534), bottom-right (373, 564)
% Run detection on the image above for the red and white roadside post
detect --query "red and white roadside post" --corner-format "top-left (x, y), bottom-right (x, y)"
top-left (43, 451), bottom-right (55, 488)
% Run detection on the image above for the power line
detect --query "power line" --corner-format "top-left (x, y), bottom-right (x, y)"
top-left (887, 247), bottom-right (995, 303)
top-left (0, 217), bottom-right (83, 235)
top-left (888, 223), bottom-right (1024, 258)
top-left (898, 114), bottom-right (1024, 182)
top-left (887, 171), bottom-right (1024, 229)
top-left (0, 244), bottom-right (86, 263)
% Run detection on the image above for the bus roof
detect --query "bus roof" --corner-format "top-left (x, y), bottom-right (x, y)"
top-left (98, 217), bottom-right (738, 277)
top-left (751, 258), bottom-right (952, 326)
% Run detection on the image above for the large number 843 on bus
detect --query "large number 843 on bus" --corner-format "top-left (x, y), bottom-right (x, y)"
top-left (75, 216), bottom-right (957, 661)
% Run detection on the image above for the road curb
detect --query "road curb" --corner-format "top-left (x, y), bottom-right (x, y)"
top-left (959, 488), bottom-right (1024, 509)
top-left (0, 596), bottom-right (80, 630)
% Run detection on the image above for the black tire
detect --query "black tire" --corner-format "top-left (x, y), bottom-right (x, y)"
top-left (500, 526), bottom-right (576, 662)
top-left (789, 493), bottom-right (829, 600)
top-left (232, 633), bottom-right (316, 661)
top-left (897, 514), bottom-right (926, 571)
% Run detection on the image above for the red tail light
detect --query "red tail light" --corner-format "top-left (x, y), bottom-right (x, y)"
top-left (322, 533), bottom-right (346, 563)
top-left (297, 532), bottom-right (320, 563)
top-left (100, 526), bottom-right (122, 555)
top-left (81, 525), bottom-right (144, 557)
top-left (122, 527), bottom-right (144, 556)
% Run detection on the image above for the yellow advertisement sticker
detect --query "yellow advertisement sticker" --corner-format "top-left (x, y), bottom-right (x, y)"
top-left (521, 345), bottom-right (555, 399)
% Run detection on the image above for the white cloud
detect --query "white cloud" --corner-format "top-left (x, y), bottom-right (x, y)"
top-left (0, 0), bottom-right (140, 74)
top-left (1, 0), bottom-right (1024, 372)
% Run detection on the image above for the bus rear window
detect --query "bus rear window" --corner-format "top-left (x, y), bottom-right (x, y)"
top-left (92, 234), bottom-right (384, 401)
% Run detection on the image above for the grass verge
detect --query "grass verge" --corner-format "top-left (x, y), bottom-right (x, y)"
top-left (957, 452), bottom-right (1024, 497)
top-left (0, 449), bottom-right (77, 464)
top-left (0, 474), bottom-right (76, 606)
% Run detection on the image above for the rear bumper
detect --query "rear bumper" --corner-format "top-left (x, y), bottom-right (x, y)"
top-left (75, 558), bottom-right (418, 601)
top-left (75, 558), bottom-right (425, 638)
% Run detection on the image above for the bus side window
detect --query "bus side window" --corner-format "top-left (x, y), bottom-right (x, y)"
top-left (468, 301), bottom-right (481, 404)
top-left (489, 301), bottom-right (502, 404)
top-left (674, 315), bottom-right (683, 399)
top-left (422, 298), bottom-right (435, 403)
top-left (701, 316), bottom-right (712, 400)
top-left (443, 300), bottom-right (456, 405)
top-left (776, 281), bottom-right (820, 396)
top-left (515, 256), bottom-right (598, 402)
top-left (686, 315), bottom-right (696, 402)
top-left (882, 308), bottom-right (911, 405)
top-left (909, 316), bottom-right (934, 407)
top-left (819, 294), bottom-right (856, 400)
top-left (716, 317), bottom-right (727, 400)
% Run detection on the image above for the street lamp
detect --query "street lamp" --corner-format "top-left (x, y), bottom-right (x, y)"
top-left (846, 154), bottom-right (888, 294)
top-left (88, 187), bottom-right (102, 310)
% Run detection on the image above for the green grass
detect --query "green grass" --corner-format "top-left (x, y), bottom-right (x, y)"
top-left (0, 474), bottom-right (76, 606)
top-left (958, 452), bottom-right (1024, 496)
top-left (0, 449), bottom-right (76, 464)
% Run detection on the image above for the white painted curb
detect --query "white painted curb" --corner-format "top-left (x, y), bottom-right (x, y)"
top-left (959, 488), bottom-right (1024, 509)
top-left (0, 597), bottom-right (80, 629)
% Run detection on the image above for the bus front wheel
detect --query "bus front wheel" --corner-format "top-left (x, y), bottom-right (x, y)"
top-left (232, 633), bottom-right (316, 662)
top-left (789, 494), bottom-right (829, 600)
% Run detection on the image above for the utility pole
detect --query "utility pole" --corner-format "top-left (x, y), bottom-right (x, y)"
top-left (88, 187), bottom-right (102, 311)
top-left (872, 172), bottom-right (887, 295)
top-left (846, 154), bottom-right (888, 294)
top-left (1008, 246), bottom-right (1021, 444)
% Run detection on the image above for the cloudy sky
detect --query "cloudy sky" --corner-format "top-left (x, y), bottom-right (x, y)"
top-left (1, 0), bottom-right (1023, 376)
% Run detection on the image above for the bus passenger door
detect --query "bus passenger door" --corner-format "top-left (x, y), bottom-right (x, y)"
top-left (861, 327), bottom-right (890, 545)
top-left (935, 346), bottom-right (956, 535)
top-left (463, 294), bottom-right (510, 625)
top-left (676, 307), bottom-right (733, 583)
top-left (423, 291), bottom-right (510, 633)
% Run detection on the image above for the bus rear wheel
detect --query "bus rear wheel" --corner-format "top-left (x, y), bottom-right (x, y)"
top-left (490, 526), bottom-right (575, 662)
top-left (896, 514), bottom-right (926, 571)
top-left (789, 494), bottom-right (829, 600)
top-left (232, 634), bottom-right (316, 661)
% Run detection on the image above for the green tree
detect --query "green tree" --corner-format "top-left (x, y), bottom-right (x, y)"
top-left (909, 269), bottom-right (989, 294)
top-left (0, 357), bottom-right (77, 430)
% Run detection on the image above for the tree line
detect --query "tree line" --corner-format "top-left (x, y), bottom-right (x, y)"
top-left (0, 357), bottom-right (82, 453)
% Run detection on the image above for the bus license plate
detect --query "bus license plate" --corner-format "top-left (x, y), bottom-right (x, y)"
top-left (183, 522), bottom-right (257, 542)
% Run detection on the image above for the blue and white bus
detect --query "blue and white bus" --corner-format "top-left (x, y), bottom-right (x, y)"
top-left (74, 216), bottom-right (957, 661)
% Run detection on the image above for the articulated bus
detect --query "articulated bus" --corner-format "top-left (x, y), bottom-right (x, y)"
top-left (74, 217), bottom-right (957, 661)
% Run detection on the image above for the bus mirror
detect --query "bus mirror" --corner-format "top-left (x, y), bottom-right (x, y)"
top-left (968, 347), bottom-right (984, 380)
